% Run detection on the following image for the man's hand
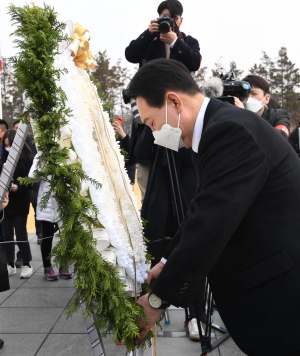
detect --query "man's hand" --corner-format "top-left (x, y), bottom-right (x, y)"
top-left (233, 97), bottom-right (245, 109)
top-left (113, 122), bottom-right (126, 139)
top-left (1, 192), bottom-right (9, 211)
top-left (136, 293), bottom-right (164, 342)
top-left (160, 29), bottom-right (177, 45)
top-left (146, 261), bottom-right (164, 284)
top-left (148, 19), bottom-right (159, 34)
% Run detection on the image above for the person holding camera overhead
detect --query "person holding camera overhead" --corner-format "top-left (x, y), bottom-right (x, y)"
top-left (125, 0), bottom-right (201, 72)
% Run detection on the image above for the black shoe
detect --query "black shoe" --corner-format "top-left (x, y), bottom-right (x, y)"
top-left (15, 257), bottom-right (23, 268)
top-left (37, 235), bottom-right (42, 245)
top-left (0, 339), bottom-right (4, 349)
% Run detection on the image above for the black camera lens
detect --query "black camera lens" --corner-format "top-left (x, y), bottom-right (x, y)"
top-left (159, 21), bottom-right (170, 34)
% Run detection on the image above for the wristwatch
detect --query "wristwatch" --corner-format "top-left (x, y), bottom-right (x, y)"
top-left (148, 292), bottom-right (170, 309)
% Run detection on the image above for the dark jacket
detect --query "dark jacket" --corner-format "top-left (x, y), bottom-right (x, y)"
top-left (135, 125), bottom-right (197, 265)
top-left (261, 106), bottom-right (290, 137)
top-left (4, 154), bottom-right (33, 216)
top-left (152, 99), bottom-right (300, 356)
top-left (125, 30), bottom-right (201, 72)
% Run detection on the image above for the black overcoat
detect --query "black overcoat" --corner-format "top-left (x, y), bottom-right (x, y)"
top-left (152, 98), bottom-right (300, 356)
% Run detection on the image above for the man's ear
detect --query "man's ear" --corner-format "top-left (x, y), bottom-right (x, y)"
top-left (265, 94), bottom-right (270, 105)
top-left (166, 92), bottom-right (183, 113)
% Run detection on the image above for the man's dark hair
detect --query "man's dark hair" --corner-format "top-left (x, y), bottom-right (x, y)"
top-left (126, 59), bottom-right (201, 108)
top-left (0, 120), bottom-right (8, 131)
top-left (13, 119), bottom-right (20, 128)
top-left (242, 74), bottom-right (270, 95)
top-left (157, 0), bottom-right (183, 17)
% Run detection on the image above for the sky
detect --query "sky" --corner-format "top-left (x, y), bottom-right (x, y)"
top-left (0, 0), bottom-right (299, 79)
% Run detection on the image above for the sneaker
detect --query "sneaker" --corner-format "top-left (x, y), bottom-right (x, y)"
top-left (20, 265), bottom-right (33, 279)
top-left (0, 338), bottom-right (4, 349)
top-left (44, 267), bottom-right (58, 281)
top-left (188, 318), bottom-right (204, 341)
top-left (7, 265), bottom-right (16, 276)
top-left (59, 267), bottom-right (72, 279)
top-left (15, 258), bottom-right (23, 268)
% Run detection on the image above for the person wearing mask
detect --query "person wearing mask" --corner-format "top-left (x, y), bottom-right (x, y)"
top-left (126, 59), bottom-right (300, 356)
top-left (0, 129), bottom-right (33, 279)
top-left (233, 75), bottom-right (290, 138)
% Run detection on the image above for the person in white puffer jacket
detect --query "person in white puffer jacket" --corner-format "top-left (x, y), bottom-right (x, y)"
top-left (29, 154), bottom-right (71, 281)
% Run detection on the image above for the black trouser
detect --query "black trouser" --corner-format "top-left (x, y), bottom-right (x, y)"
top-left (2, 215), bottom-right (32, 265)
top-left (41, 221), bottom-right (54, 268)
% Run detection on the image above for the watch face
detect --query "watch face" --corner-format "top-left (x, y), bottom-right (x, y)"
top-left (149, 293), bottom-right (162, 308)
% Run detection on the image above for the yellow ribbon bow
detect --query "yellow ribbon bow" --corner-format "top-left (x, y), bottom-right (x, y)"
top-left (68, 23), bottom-right (95, 70)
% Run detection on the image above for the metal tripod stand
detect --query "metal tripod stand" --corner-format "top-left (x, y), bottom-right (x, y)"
top-left (195, 281), bottom-right (230, 356)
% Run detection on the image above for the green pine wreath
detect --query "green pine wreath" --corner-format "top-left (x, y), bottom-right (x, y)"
top-left (8, 3), bottom-right (152, 351)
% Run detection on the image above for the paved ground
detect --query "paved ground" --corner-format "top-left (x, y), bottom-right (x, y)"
top-left (0, 233), bottom-right (246, 356)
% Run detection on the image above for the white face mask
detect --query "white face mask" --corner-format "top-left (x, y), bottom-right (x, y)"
top-left (152, 100), bottom-right (184, 151)
top-left (242, 97), bottom-right (264, 113)
top-left (5, 147), bottom-right (11, 152)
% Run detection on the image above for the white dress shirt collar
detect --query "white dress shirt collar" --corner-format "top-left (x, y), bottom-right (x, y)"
top-left (192, 97), bottom-right (210, 153)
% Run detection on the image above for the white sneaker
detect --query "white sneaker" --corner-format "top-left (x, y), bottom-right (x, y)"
top-left (188, 318), bottom-right (204, 340)
top-left (20, 265), bottom-right (33, 279)
top-left (7, 265), bottom-right (16, 276)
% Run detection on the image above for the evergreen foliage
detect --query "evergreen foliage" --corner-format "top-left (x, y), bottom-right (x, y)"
top-left (92, 50), bottom-right (131, 115)
top-left (248, 47), bottom-right (300, 125)
top-left (8, 3), bottom-right (151, 351)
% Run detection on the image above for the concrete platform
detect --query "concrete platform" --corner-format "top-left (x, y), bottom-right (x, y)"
top-left (0, 233), bottom-right (246, 356)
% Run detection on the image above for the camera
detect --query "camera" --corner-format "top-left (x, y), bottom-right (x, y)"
top-left (157, 14), bottom-right (175, 34)
top-left (220, 72), bottom-right (251, 98)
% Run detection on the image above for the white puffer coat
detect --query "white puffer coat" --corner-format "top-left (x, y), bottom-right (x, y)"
top-left (28, 155), bottom-right (60, 223)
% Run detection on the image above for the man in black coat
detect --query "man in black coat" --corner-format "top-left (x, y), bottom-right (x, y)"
top-left (126, 59), bottom-right (300, 356)
top-left (0, 192), bottom-right (10, 349)
top-left (125, 0), bottom-right (201, 72)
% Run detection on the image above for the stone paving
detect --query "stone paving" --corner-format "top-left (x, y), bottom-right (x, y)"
top-left (0, 233), bottom-right (246, 356)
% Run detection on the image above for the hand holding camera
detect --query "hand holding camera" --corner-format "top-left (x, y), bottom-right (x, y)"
top-left (233, 97), bottom-right (245, 109)
top-left (148, 19), bottom-right (159, 34)
top-left (148, 15), bottom-right (177, 44)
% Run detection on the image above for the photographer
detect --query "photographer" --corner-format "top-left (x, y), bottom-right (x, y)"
top-left (125, 0), bottom-right (201, 72)
top-left (233, 74), bottom-right (290, 138)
